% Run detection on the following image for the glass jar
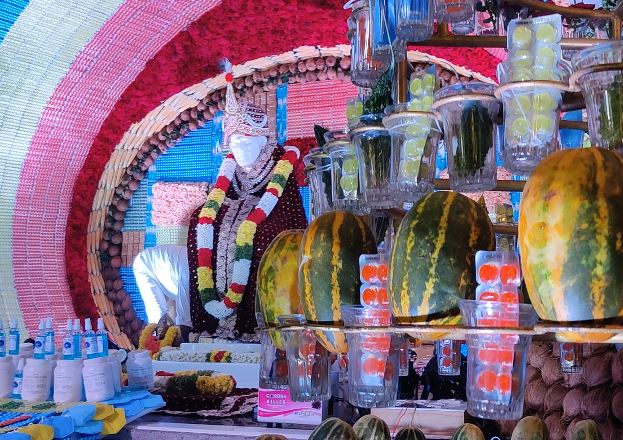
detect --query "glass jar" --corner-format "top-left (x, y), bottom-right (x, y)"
top-left (434, 82), bottom-right (499, 192)
top-left (383, 104), bottom-right (441, 204)
top-left (396, 0), bottom-right (435, 42)
top-left (303, 149), bottom-right (333, 220)
top-left (347, 0), bottom-right (392, 88)
top-left (350, 114), bottom-right (394, 209)
top-left (572, 41), bottom-right (623, 153)
top-left (371, 0), bottom-right (406, 62)
top-left (435, 0), bottom-right (475, 23)
top-left (259, 331), bottom-right (289, 390)
top-left (324, 131), bottom-right (367, 214)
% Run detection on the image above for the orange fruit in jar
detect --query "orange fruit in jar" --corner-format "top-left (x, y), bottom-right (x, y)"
top-left (361, 287), bottom-right (378, 306)
top-left (480, 290), bottom-right (499, 301)
top-left (479, 263), bottom-right (499, 284)
top-left (361, 263), bottom-right (378, 282)
top-left (499, 264), bottom-right (519, 285)
top-left (500, 291), bottom-right (518, 303)
top-left (477, 369), bottom-right (497, 393)
top-left (498, 372), bottom-right (512, 394)
top-left (377, 264), bottom-right (388, 282)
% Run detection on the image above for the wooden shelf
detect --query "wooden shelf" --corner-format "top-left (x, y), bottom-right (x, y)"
top-left (433, 179), bottom-right (526, 192)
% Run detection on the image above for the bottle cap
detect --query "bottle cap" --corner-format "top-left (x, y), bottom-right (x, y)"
top-left (66, 319), bottom-right (72, 331)
top-left (45, 318), bottom-right (52, 330)
top-left (97, 318), bottom-right (105, 331)
top-left (73, 319), bottom-right (80, 331)
top-left (85, 318), bottom-right (92, 331)
top-left (10, 319), bottom-right (17, 329)
top-left (38, 320), bottom-right (45, 330)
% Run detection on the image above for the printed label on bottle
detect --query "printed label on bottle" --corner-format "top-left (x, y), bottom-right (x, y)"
top-left (85, 336), bottom-right (98, 356)
top-left (34, 336), bottom-right (45, 355)
top-left (0, 337), bottom-right (5, 354)
top-left (8, 334), bottom-right (18, 353)
top-left (12, 376), bottom-right (23, 396)
top-left (54, 374), bottom-right (81, 401)
top-left (45, 335), bottom-right (54, 354)
top-left (97, 336), bottom-right (104, 354)
top-left (128, 366), bottom-right (152, 387)
top-left (83, 369), bottom-right (113, 400)
top-left (62, 338), bottom-right (74, 356)
top-left (22, 371), bottom-right (50, 400)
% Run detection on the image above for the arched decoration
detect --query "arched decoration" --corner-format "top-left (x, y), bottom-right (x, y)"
top-left (87, 45), bottom-right (496, 348)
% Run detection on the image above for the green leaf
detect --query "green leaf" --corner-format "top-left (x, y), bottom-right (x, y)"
top-left (363, 68), bottom-right (393, 115)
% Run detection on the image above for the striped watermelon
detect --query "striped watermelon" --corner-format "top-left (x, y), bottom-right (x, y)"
top-left (394, 426), bottom-right (426, 440)
top-left (511, 416), bottom-right (548, 440)
top-left (308, 417), bottom-right (358, 440)
top-left (353, 415), bottom-right (391, 440)
top-left (519, 149), bottom-right (623, 338)
top-left (570, 420), bottom-right (602, 440)
top-left (451, 423), bottom-right (485, 440)
top-left (255, 435), bottom-right (287, 440)
top-left (257, 229), bottom-right (304, 350)
top-left (389, 191), bottom-right (495, 330)
top-left (299, 211), bottom-right (377, 353)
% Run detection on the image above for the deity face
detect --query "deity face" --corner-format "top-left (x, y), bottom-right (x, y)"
top-left (229, 133), bottom-right (268, 168)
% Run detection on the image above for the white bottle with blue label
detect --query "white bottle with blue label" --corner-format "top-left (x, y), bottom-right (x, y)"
top-left (8, 319), bottom-right (19, 356)
top-left (44, 318), bottom-right (55, 356)
top-left (62, 319), bottom-right (74, 360)
top-left (34, 319), bottom-right (46, 359)
top-left (84, 319), bottom-right (98, 359)
top-left (0, 321), bottom-right (6, 358)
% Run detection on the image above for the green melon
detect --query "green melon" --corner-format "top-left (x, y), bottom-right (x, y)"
top-left (299, 211), bottom-right (377, 353)
top-left (256, 229), bottom-right (304, 350)
top-left (394, 426), bottom-right (426, 440)
top-left (451, 423), bottom-right (485, 440)
top-left (511, 416), bottom-right (549, 440)
top-left (389, 191), bottom-right (495, 331)
top-left (570, 420), bottom-right (602, 440)
top-left (308, 417), bottom-right (358, 440)
top-left (353, 414), bottom-right (391, 440)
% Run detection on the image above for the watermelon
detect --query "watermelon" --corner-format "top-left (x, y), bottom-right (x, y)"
top-left (451, 423), bottom-right (485, 440)
top-left (511, 416), bottom-right (549, 440)
top-left (308, 417), bottom-right (358, 440)
top-left (255, 435), bottom-right (287, 440)
top-left (519, 148), bottom-right (623, 336)
top-left (353, 414), bottom-right (391, 440)
top-left (570, 420), bottom-right (602, 440)
top-left (257, 229), bottom-right (304, 350)
top-left (389, 191), bottom-right (495, 330)
top-left (299, 211), bottom-right (377, 353)
top-left (394, 426), bottom-right (427, 440)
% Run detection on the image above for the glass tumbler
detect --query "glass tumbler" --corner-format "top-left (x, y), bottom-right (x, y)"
top-left (324, 131), bottom-right (367, 214)
top-left (279, 314), bottom-right (331, 402)
top-left (396, 0), bottom-right (435, 42)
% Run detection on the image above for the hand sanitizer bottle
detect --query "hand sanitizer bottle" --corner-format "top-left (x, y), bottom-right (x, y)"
top-left (62, 319), bottom-right (74, 360)
top-left (96, 318), bottom-right (108, 357)
top-left (34, 319), bottom-right (46, 359)
top-left (84, 319), bottom-right (98, 359)
top-left (73, 319), bottom-right (82, 359)
top-left (12, 357), bottom-right (24, 398)
top-left (44, 318), bottom-right (55, 356)
top-left (8, 319), bottom-right (19, 356)
top-left (0, 321), bottom-right (5, 358)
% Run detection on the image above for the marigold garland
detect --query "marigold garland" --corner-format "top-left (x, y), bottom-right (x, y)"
top-left (139, 324), bottom-right (157, 349)
top-left (196, 148), bottom-right (298, 318)
top-left (139, 323), bottom-right (179, 358)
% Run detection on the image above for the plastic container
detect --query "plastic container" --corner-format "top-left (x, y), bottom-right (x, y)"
top-left (54, 359), bottom-right (83, 402)
top-left (62, 319), bottom-right (74, 360)
top-left (341, 306), bottom-right (402, 408)
top-left (259, 331), bottom-right (289, 390)
top-left (127, 350), bottom-right (154, 390)
top-left (0, 356), bottom-right (15, 397)
top-left (0, 321), bottom-right (6, 358)
top-left (21, 358), bottom-right (53, 401)
top-left (396, 0), bottom-right (434, 42)
top-left (460, 300), bottom-right (537, 329)
top-left (436, 340), bottom-right (461, 376)
top-left (350, 114), bottom-right (394, 209)
top-left (383, 104), bottom-right (441, 203)
top-left (475, 250), bottom-right (521, 286)
top-left (572, 41), bottom-right (623, 152)
top-left (82, 357), bottom-right (114, 402)
top-left (20, 343), bottom-right (34, 359)
top-left (559, 342), bottom-right (583, 374)
top-left (12, 358), bottom-right (24, 398)
top-left (279, 315), bottom-right (331, 402)
top-left (303, 148), bottom-right (333, 220)
top-left (435, 0), bottom-right (475, 22)
top-left (434, 83), bottom-right (499, 192)
top-left (108, 350), bottom-right (123, 395)
top-left (8, 319), bottom-right (19, 356)
top-left (34, 320), bottom-right (46, 360)
top-left (324, 131), bottom-right (366, 214)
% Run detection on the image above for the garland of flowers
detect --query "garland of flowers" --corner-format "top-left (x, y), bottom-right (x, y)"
top-left (196, 148), bottom-right (298, 319)
top-left (139, 323), bottom-right (179, 358)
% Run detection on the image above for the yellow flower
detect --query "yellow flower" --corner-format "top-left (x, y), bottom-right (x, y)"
top-left (236, 221), bottom-right (256, 245)
top-left (210, 188), bottom-right (226, 204)
top-left (160, 326), bottom-right (179, 349)
top-left (198, 267), bottom-right (213, 289)
top-left (139, 324), bottom-right (157, 349)
top-left (226, 290), bottom-right (244, 304)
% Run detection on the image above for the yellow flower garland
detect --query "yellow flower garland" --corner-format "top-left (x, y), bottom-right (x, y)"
top-left (139, 323), bottom-right (157, 349)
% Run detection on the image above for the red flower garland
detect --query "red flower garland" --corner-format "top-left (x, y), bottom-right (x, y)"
top-left (65, 0), bottom-right (499, 320)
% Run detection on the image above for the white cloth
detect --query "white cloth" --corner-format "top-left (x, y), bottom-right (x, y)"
top-left (132, 245), bottom-right (191, 327)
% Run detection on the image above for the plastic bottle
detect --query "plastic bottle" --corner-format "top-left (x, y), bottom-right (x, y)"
top-left (73, 319), bottom-right (82, 359)
top-left (96, 318), bottom-right (108, 358)
top-left (44, 318), bottom-right (55, 356)
top-left (0, 356), bottom-right (14, 397)
top-left (54, 359), bottom-right (83, 402)
top-left (34, 320), bottom-right (46, 359)
top-left (8, 319), bottom-right (20, 356)
top-left (82, 357), bottom-right (114, 401)
top-left (84, 319), bottom-right (98, 360)
top-left (12, 357), bottom-right (24, 398)
top-left (127, 350), bottom-right (154, 390)
top-left (62, 319), bottom-right (74, 360)
top-left (21, 358), bottom-right (52, 401)
top-left (0, 321), bottom-right (5, 358)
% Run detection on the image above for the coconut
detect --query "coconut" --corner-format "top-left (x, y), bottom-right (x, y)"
top-left (612, 386), bottom-right (623, 424)
top-left (526, 364), bottom-right (541, 383)
top-left (545, 383), bottom-right (568, 413)
top-left (583, 352), bottom-right (614, 387)
top-left (563, 386), bottom-right (586, 420)
top-left (544, 412), bottom-right (566, 440)
top-left (525, 377), bottom-right (547, 410)
top-left (563, 371), bottom-right (585, 388)
top-left (581, 385), bottom-right (610, 422)
top-left (564, 417), bottom-right (587, 440)
top-left (583, 344), bottom-right (615, 358)
top-left (598, 418), bottom-right (619, 440)
top-left (529, 342), bottom-right (551, 368)
top-left (121, 295), bottom-right (132, 311)
top-left (611, 349), bottom-right (623, 385)
top-left (543, 356), bottom-right (564, 386)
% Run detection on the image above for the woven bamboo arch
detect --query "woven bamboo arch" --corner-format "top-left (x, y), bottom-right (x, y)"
top-left (86, 45), bottom-right (496, 349)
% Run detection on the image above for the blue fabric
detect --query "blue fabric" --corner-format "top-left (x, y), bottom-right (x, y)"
top-left (74, 421), bottom-right (102, 435)
top-left (116, 401), bottom-right (142, 419)
top-left (61, 405), bottom-right (96, 427)
top-left (41, 416), bottom-right (74, 439)
top-left (139, 394), bottom-right (165, 409)
top-left (0, 0), bottom-right (30, 44)
top-left (0, 433), bottom-right (31, 440)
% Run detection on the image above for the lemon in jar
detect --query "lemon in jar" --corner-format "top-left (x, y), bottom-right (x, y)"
top-left (342, 157), bottom-right (358, 175)
top-left (507, 94), bottom-right (532, 115)
top-left (510, 117), bottom-right (530, 138)
top-left (511, 25), bottom-right (532, 49)
top-left (402, 159), bottom-right (421, 178)
top-left (532, 113), bottom-right (555, 137)
top-left (340, 175), bottom-right (358, 192)
top-left (532, 91), bottom-right (558, 112)
top-left (536, 23), bottom-right (557, 44)
top-left (409, 78), bottom-right (423, 96)
top-left (404, 138), bottom-right (426, 158)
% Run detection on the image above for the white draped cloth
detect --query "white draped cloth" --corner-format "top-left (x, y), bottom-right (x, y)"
top-left (132, 245), bottom-right (191, 327)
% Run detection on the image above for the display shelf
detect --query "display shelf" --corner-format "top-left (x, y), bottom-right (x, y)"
top-left (260, 323), bottom-right (623, 344)
top-left (153, 361), bottom-right (260, 388)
